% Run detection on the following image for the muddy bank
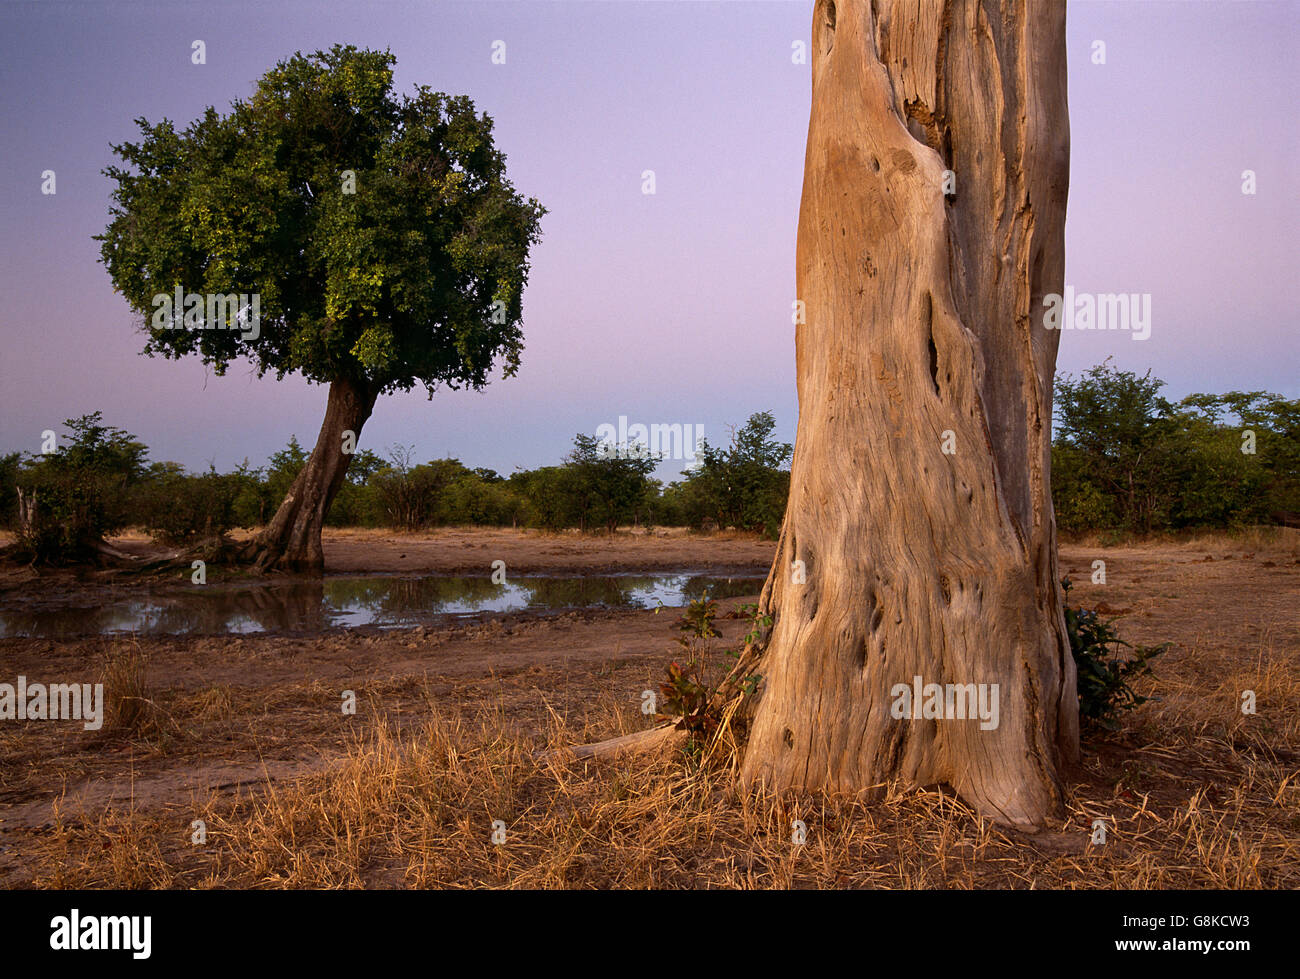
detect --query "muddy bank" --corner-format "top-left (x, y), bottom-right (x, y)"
top-left (0, 527), bottom-right (778, 599)
top-left (318, 527), bottom-right (778, 575)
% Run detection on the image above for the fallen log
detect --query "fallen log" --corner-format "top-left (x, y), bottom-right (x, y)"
top-left (535, 723), bottom-right (685, 764)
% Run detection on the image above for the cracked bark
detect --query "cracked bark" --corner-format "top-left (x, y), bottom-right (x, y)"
top-left (739, 0), bottom-right (1077, 830)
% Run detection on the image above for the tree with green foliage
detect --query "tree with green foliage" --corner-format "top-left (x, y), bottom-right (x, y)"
top-left (134, 463), bottom-right (240, 546)
top-left (679, 411), bottom-right (792, 537)
top-left (14, 413), bottom-right (149, 562)
top-left (325, 446), bottom-right (388, 527)
top-left (1178, 390), bottom-right (1300, 521)
top-left (1053, 360), bottom-right (1182, 533)
top-left (567, 433), bottom-right (660, 533)
top-left (344, 448), bottom-right (386, 486)
top-left (228, 459), bottom-right (272, 529)
top-left (1053, 361), bottom-right (1297, 534)
top-left (265, 436), bottom-right (310, 503)
top-left (512, 465), bottom-right (583, 532)
top-left (442, 469), bottom-right (522, 526)
top-left (97, 45), bottom-right (545, 571)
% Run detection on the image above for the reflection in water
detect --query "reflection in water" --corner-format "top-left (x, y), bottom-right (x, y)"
top-left (0, 573), bottom-right (764, 638)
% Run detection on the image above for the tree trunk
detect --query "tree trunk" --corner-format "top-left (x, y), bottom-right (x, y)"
top-left (739, 0), bottom-right (1077, 830)
top-left (247, 377), bottom-right (378, 573)
top-left (16, 487), bottom-right (37, 540)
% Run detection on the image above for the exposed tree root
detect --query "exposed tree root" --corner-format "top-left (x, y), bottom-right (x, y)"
top-left (536, 723), bottom-right (686, 764)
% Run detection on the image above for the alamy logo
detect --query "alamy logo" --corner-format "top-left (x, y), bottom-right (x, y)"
top-left (595, 416), bottom-right (704, 462)
top-left (151, 286), bottom-right (260, 340)
top-left (0, 676), bottom-right (103, 730)
top-left (890, 676), bottom-right (1000, 730)
top-left (50, 909), bottom-right (151, 959)
top-left (1042, 287), bottom-right (1151, 340)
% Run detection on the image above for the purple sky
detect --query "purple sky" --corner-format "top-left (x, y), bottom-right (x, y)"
top-left (1, 1), bottom-right (1296, 480)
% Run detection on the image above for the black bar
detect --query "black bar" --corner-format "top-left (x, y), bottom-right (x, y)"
top-left (0, 888), bottom-right (1290, 968)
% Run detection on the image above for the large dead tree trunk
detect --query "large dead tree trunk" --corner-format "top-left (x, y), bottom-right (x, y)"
top-left (740, 0), bottom-right (1077, 830)
top-left (246, 376), bottom-right (378, 573)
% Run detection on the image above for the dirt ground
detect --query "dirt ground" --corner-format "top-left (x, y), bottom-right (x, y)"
top-left (0, 527), bottom-right (1296, 888)
top-left (318, 526), bottom-right (777, 575)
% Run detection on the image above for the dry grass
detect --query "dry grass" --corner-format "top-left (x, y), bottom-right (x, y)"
top-left (1061, 524), bottom-right (1300, 557)
top-left (6, 527), bottom-right (1295, 889)
top-left (24, 634), bottom-right (1298, 889)
top-left (99, 642), bottom-right (176, 743)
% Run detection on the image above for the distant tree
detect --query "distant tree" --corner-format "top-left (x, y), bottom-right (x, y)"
top-left (345, 448), bottom-right (387, 486)
top-left (443, 470), bottom-right (522, 526)
top-left (1160, 407), bottom-right (1268, 527)
top-left (650, 478), bottom-right (690, 528)
top-left (135, 464), bottom-right (240, 545)
top-left (1179, 390), bottom-right (1300, 518)
top-left (228, 459), bottom-right (271, 529)
top-left (1052, 364), bottom-right (1296, 533)
top-left (566, 433), bottom-right (659, 534)
top-left (98, 45), bottom-right (545, 570)
top-left (682, 411), bottom-right (792, 536)
top-left (14, 413), bottom-right (149, 562)
top-left (368, 451), bottom-right (473, 530)
top-left (265, 436), bottom-right (310, 503)
top-left (513, 465), bottom-right (583, 532)
top-left (323, 447), bottom-right (385, 528)
top-left (1053, 360), bottom-right (1181, 533)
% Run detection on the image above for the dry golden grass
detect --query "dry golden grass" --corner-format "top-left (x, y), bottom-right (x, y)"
top-left (99, 642), bottom-right (176, 743)
top-left (1060, 524), bottom-right (1300, 557)
top-left (25, 633), bottom-right (1298, 889)
top-left (6, 526), bottom-right (1295, 889)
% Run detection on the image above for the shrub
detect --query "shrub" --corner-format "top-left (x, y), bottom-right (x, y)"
top-left (657, 597), bottom-right (723, 751)
top-left (1052, 362), bottom-right (1299, 533)
top-left (1051, 445), bottom-right (1118, 534)
top-left (14, 413), bottom-right (147, 562)
top-left (1062, 578), bottom-right (1167, 730)
top-left (513, 465), bottom-right (584, 532)
top-left (0, 452), bottom-right (21, 530)
top-left (135, 467), bottom-right (239, 545)
top-left (674, 412), bottom-right (791, 538)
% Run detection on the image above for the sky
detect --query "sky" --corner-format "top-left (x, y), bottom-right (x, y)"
top-left (1, 0), bottom-right (1296, 481)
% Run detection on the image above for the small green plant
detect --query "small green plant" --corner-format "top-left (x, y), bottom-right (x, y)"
top-left (673, 596), bottom-right (719, 642)
top-left (1062, 577), bottom-right (1167, 730)
top-left (658, 658), bottom-right (716, 744)
top-left (728, 602), bottom-right (772, 652)
top-left (656, 596), bottom-right (767, 762)
top-left (655, 597), bottom-right (722, 752)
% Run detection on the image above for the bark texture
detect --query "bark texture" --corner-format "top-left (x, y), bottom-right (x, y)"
top-left (247, 377), bottom-right (378, 573)
top-left (740, 0), bottom-right (1077, 829)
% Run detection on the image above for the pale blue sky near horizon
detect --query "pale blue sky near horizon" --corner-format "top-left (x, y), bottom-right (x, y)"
top-left (1, 0), bottom-right (1295, 480)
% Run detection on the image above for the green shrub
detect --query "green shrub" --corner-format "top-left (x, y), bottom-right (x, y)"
top-left (513, 465), bottom-right (585, 532)
top-left (135, 468), bottom-right (239, 545)
top-left (1051, 445), bottom-right (1118, 534)
top-left (15, 413), bottom-right (147, 562)
top-left (0, 452), bottom-right (21, 530)
top-left (675, 411), bottom-right (791, 538)
top-left (1052, 362), bottom-right (1299, 533)
top-left (1062, 578), bottom-right (1167, 730)
top-left (229, 461), bottom-right (274, 528)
